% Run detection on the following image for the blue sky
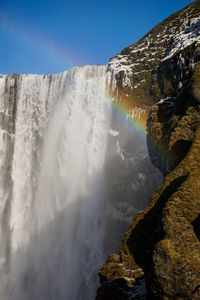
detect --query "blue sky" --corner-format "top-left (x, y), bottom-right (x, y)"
top-left (0, 0), bottom-right (194, 74)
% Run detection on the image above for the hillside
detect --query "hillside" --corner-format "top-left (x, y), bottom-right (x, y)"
top-left (107, 0), bottom-right (200, 104)
top-left (96, 1), bottom-right (200, 299)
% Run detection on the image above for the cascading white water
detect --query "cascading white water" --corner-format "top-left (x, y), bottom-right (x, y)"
top-left (0, 65), bottom-right (162, 300)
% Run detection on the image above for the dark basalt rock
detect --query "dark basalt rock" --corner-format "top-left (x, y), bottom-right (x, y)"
top-left (147, 86), bottom-right (200, 175)
top-left (97, 1), bottom-right (200, 299)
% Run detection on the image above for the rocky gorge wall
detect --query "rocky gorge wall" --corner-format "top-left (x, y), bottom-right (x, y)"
top-left (96, 1), bottom-right (200, 299)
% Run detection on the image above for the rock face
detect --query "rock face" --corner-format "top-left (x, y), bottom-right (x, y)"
top-left (96, 1), bottom-right (200, 299)
top-left (107, 0), bottom-right (200, 106)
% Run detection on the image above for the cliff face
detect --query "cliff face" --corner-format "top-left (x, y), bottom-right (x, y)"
top-left (107, 0), bottom-right (200, 106)
top-left (97, 1), bottom-right (200, 299)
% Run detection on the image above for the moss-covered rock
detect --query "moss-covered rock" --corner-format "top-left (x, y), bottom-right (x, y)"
top-left (97, 1), bottom-right (200, 299)
top-left (97, 125), bottom-right (200, 299)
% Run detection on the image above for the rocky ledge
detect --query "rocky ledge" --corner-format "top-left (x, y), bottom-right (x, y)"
top-left (96, 1), bottom-right (200, 299)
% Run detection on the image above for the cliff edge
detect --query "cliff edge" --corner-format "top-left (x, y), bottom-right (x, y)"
top-left (96, 1), bottom-right (200, 299)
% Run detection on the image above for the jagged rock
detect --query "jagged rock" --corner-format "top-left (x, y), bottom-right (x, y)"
top-left (97, 1), bottom-right (200, 299)
top-left (107, 0), bottom-right (200, 106)
top-left (147, 87), bottom-right (200, 175)
top-left (97, 121), bottom-right (200, 300)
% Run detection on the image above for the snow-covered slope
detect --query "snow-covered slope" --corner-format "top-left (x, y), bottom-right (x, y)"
top-left (107, 0), bottom-right (200, 104)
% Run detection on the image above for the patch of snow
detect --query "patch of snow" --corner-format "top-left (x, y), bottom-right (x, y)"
top-left (157, 97), bottom-right (173, 104)
top-left (107, 1), bottom-right (199, 91)
top-left (163, 16), bottom-right (200, 61)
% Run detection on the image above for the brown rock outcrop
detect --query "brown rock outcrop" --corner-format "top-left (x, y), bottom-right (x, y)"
top-left (97, 104), bottom-right (200, 300)
top-left (96, 1), bottom-right (200, 299)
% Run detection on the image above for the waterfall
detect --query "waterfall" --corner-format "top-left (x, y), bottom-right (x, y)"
top-left (0, 66), bottom-right (162, 300)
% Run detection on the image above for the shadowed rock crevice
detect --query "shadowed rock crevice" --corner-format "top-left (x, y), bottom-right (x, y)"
top-left (147, 90), bottom-right (200, 175)
top-left (96, 276), bottom-right (146, 300)
top-left (126, 175), bottom-right (188, 270)
top-left (192, 285), bottom-right (200, 295)
top-left (168, 140), bottom-right (192, 170)
top-left (192, 214), bottom-right (200, 240)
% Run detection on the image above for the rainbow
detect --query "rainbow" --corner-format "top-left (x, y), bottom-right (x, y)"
top-left (0, 15), bottom-right (85, 71)
top-left (0, 16), bottom-right (148, 136)
top-left (106, 87), bottom-right (149, 140)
